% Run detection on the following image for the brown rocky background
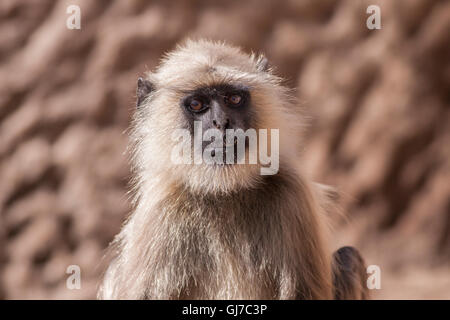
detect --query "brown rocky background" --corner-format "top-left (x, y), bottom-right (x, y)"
top-left (0, 0), bottom-right (449, 299)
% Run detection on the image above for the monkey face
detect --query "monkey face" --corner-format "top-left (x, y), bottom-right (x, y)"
top-left (180, 84), bottom-right (254, 164)
top-left (181, 84), bottom-right (252, 133)
top-left (131, 40), bottom-right (302, 194)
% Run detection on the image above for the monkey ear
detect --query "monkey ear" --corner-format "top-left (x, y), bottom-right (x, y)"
top-left (136, 77), bottom-right (154, 107)
top-left (256, 55), bottom-right (270, 72)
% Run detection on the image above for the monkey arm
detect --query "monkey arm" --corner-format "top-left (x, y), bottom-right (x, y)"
top-left (332, 246), bottom-right (369, 300)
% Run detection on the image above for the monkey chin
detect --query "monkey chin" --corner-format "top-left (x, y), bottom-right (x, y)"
top-left (179, 162), bottom-right (263, 195)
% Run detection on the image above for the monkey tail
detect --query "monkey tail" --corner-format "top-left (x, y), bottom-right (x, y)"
top-left (332, 246), bottom-right (369, 300)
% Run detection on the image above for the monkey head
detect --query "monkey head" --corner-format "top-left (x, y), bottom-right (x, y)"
top-left (130, 39), bottom-right (303, 195)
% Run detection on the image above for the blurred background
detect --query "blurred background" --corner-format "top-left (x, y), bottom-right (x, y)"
top-left (0, 0), bottom-right (449, 299)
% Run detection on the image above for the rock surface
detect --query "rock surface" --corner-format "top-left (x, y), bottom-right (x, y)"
top-left (0, 0), bottom-right (448, 299)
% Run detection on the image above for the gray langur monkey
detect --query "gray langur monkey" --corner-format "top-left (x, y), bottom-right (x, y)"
top-left (98, 39), bottom-right (368, 300)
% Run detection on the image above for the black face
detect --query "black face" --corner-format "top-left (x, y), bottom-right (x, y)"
top-left (181, 84), bottom-right (252, 131)
top-left (180, 84), bottom-right (253, 163)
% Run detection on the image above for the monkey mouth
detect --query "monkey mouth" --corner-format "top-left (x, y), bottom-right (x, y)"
top-left (209, 137), bottom-right (241, 166)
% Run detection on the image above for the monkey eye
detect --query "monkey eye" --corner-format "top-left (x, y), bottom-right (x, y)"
top-left (227, 94), bottom-right (242, 106)
top-left (189, 99), bottom-right (203, 111)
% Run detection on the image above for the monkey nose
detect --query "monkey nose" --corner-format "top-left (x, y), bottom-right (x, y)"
top-left (212, 118), bottom-right (230, 130)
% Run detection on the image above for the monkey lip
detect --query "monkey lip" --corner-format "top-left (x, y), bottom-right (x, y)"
top-left (208, 142), bottom-right (244, 166)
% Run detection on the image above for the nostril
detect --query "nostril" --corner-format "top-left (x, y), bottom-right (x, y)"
top-left (213, 119), bottom-right (229, 130)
